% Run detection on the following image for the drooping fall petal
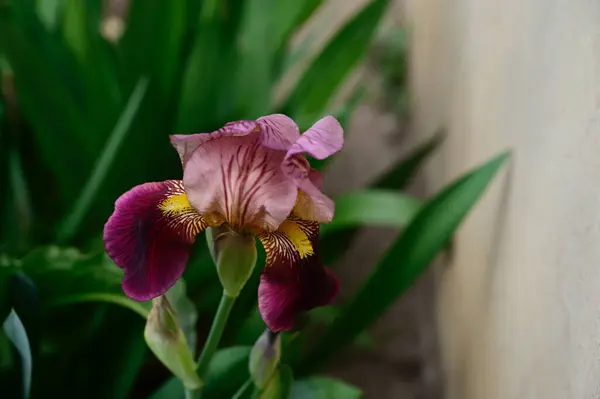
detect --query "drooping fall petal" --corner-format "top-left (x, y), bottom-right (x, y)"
top-left (257, 215), bottom-right (339, 332)
top-left (103, 180), bottom-right (209, 301)
top-left (183, 134), bottom-right (297, 232)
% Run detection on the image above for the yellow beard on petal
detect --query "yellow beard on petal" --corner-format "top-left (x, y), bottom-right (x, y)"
top-left (158, 193), bottom-right (192, 215)
top-left (277, 219), bottom-right (314, 259)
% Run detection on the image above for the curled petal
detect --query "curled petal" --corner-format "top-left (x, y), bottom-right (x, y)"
top-left (171, 115), bottom-right (299, 167)
top-left (256, 114), bottom-right (300, 150)
top-left (170, 120), bottom-right (259, 167)
top-left (283, 157), bottom-right (335, 222)
top-left (257, 215), bottom-right (339, 332)
top-left (103, 180), bottom-right (208, 301)
top-left (286, 115), bottom-right (344, 160)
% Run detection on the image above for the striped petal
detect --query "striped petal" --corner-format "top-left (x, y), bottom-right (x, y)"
top-left (170, 114), bottom-right (298, 167)
top-left (183, 134), bottom-right (297, 232)
top-left (257, 215), bottom-right (339, 332)
top-left (103, 180), bottom-right (209, 301)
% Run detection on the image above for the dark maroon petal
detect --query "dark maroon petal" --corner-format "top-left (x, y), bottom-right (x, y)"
top-left (257, 215), bottom-right (339, 332)
top-left (103, 180), bottom-right (207, 301)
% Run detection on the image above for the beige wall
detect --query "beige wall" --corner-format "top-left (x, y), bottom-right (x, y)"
top-left (405, 0), bottom-right (600, 398)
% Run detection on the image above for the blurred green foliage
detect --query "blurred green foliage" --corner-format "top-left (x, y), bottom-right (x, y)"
top-left (0, 0), bottom-right (509, 398)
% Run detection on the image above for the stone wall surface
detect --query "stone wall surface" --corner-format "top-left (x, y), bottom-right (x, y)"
top-left (405, 0), bottom-right (600, 398)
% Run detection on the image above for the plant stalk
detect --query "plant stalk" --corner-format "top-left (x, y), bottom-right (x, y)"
top-left (185, 292), bottom-right (236, 398)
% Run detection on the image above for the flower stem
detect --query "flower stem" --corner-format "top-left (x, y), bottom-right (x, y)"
top-left (188, 292), bottom-right (236, 398)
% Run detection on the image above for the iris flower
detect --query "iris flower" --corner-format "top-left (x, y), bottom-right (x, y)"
top-left (103, 114), bottom-right (343, 332)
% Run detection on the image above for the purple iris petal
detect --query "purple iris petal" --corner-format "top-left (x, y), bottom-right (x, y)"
top-left (103, 180), bottom-right (206, 301)
top-left (257, 217), bottom-right (340, 332)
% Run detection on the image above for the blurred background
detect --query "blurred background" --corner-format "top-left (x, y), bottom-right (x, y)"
top-left (1, 0), bottom-right (446, 397)
top-left (5, 0), bottom-right (594, 398)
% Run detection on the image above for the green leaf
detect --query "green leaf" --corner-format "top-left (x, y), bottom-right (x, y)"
top-left (283, 0), bottom-right (389, 121)
top-left (45, 293), bottom-right (150, 318)
top-left (232, 378), bottom-right (254, 399)
top-left (0, 5), bottom-right (94, 201)
top-left (279, 364), bottom-right (294, 399)
top-left (290, 377), bottom-right (362, 399)
top-left (119, 0), bottom-right (186, 100)
top-left (1, 149), bottom-right (33, 252)
top-left (3, 309), bottom-right (32, 399)
top-left (303, 151), bottom-right (510, 371)
top-left (36, 0), bottom-right (64, 30)
top-left (151, 346), bottom-right (252, 399)
top-left (233, 0), bottom-right (277, 116)
top-left (320, 190), bottom-right (421, 235)
top-left (372, 132), bottom-right (444, 190)
top-left (204, 346), bottom-right (253, 397)
top-left (165, 279), bottom-right (198, 352)
top-left (176, 21), bottom-right (236, 132)
top-left (55, 77), bottom-right (149, 244)
top-left (320, 133), bottom-right (443, 265)
top-left (19, 247), bottom-right (123, 298)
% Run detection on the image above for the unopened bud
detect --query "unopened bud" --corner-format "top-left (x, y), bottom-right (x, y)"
top-left (249, 329), bottom-right (281, 390)
top-left (206, 225), bottom-right (257, 297)
top-left (144, 296), bottom-right (201, 389)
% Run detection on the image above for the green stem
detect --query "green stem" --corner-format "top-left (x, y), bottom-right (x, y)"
top-left (184, 387), bottom-right (201, 399)
top-left (186, 292), bottom-right (236, 398)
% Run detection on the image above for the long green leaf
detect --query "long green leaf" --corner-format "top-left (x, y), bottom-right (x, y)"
top-left (44, 293), bottom-right (150, 318)
top-left (373, 132), bottom-right (444, 189)
top-left (233, 0), bottom-right (277, 116)
top-left (3, 309), bottom-right (32, 399)
top-left (283, 0), bottom-right (389, 121)
top-left (320, 190), bottom-right (421, 235)
top-left (302, 151), bottom-right (510, 371)
top-left (320, 133), bottom-right (443, 265)
top-left (0, 4), bottom-right (94, 201)
top-left (290, 377), bottom-right (361, 399)
top-left (150, 346), bottom-right (252, 399)
top-left (55, 77), bottom-right (149, 243)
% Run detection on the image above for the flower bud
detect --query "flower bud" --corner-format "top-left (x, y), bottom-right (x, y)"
top-left (249, 329), bottom-right (281, 390)
top-left (206, 225), bottom-right (257, 298)
top-left (144, 296), bottom-right (201, 389)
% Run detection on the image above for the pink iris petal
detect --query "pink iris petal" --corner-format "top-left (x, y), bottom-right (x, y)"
top-left (183, 134), bottom-right (298, 232)
top-left (103, 180), bottom-right (207, 301)
top-left (257, 217), bottom-right (340, 332)
top-left (170, 120), bottom-right (259, 167)
top-left (256, 114), bottom-right (300, 150)
top-left (286, 115), bottom-right (344, 159)
top-left (281, 116), bottom-right (344, 223)
top-left (171, 114), bottom-right (299, 167)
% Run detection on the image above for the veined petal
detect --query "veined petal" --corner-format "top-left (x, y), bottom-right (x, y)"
top-left (183, 134), bottom-right (297, 232)
top-left (103, 180), bottom-right (209, 301)
top-left (171, 114), bottom-right (299, 167)
top-left (170, 120), bottom-right (259, 167)
top-left (256, 114), bottom-right (300, 150)
top-left (257, 215), bottom-right (339, 332)
top-left (286, 115), bottom-right (344, 160)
